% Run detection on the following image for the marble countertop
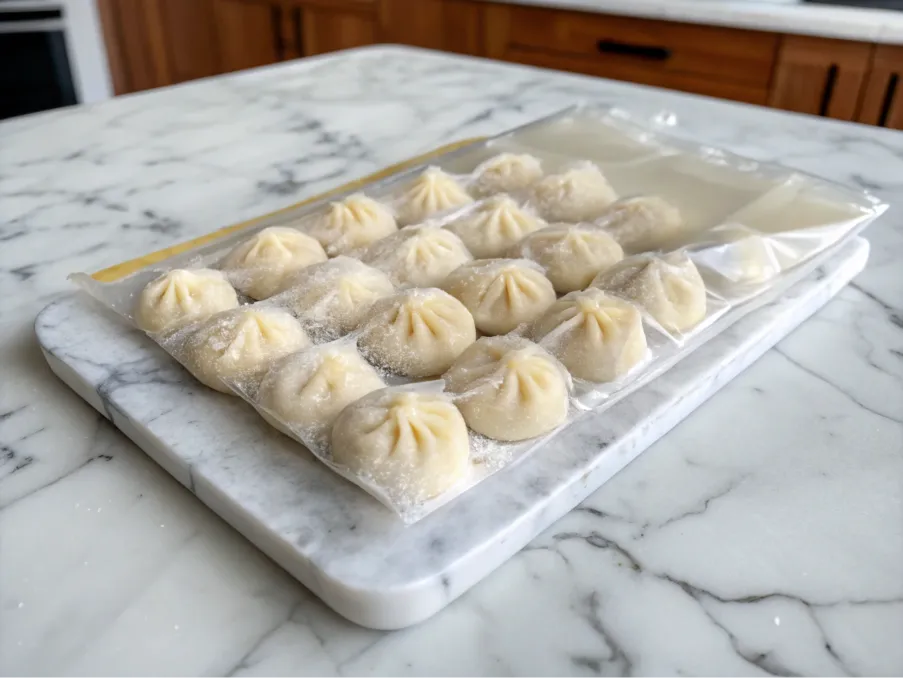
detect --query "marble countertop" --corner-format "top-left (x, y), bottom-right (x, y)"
top-left (1, 46), bottom-right (901, 675)
top-left (483, 0), bottom-right (903, 44)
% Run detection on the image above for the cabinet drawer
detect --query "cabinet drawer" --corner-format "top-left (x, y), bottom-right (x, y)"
top-left (485, 5), bottom-right (779, 90)
top-left (504, 48), bottom-right (770, 105)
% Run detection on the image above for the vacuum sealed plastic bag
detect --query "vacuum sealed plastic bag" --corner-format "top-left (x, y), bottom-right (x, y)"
top-left (70, 103), bottom-right (887, 523)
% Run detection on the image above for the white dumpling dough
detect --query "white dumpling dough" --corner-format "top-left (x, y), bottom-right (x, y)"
top-left (331, 389), bottom-right (470, 502)
top-left (591, 251), bottom-right (707, 333)
top-left (691, 227), bottom-right (788, 286)
top-left (445, 196), bottom-right (544, 258)
top-left (257, 343), bottom-right (385, 435)
top-left (362, 225), bottom-right (472, 288)
top-left (357, 288), bottom-right (476, 378)
top-left (598, 196), bottom-right (684, 254)
top-left (444, 336), bottom-right (569, 441)
top-left (278, 257), bottom-right (395, 334)
top-left (443, 259), bottom-right (556, 335)
top-left (135, 268), bottom-right (239, 334)
top-left (221, 226), bottom-right (327, 300)
top-left (532, 288), bottom-right (647, 382)
top-left (515, 223), bottom-right (624, 294)
top-left (183, 307), bottom-right (310, 393)
top-left (395, 167), bottom-right (474, 226)
top-left (471, 153), bottom-right (543, 198)
top-left (303, 194), bottom-right (397, 256)
top-left (530, 162), bottom-right (618, 223)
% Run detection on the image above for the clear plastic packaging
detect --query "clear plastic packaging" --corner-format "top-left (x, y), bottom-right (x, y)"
top-left (70, 104), bottom-right (888, 523)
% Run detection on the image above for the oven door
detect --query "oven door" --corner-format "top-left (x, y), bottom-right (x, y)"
top-left (0, 8), bottom-right (77, 120)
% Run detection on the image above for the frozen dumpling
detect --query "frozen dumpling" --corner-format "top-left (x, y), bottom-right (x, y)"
top-left (444, 336), bottom-right (569, 441)
top-left (471, 152), bottom-right (543, 197)
top-left (395, 167), bottom-right (473, 225)
top-left (220, 226), bottom-right (327, 300)
top-left (182, 307), bottom-right (310, 393)
top-left (331, 389), bottom-right (470, 503)
top-left (257, 343), bottom-right (385, 436)
top-left (514, 223), bottom-right (623, 294)
top-left (530, 162), bottom-right (618, 223)
top-left (690, 226), bottom-right (790, 287)
top-left (135, 268), bottom-right (239, 334)
top-left (532, 288), bottom-right (647, 383)
top-left (303, 194), bottom-right (396, 256)
top-left (591, 251), bottom-right (707, 333)
top-left (357, 288), bottom-right (476, 378)
top-left (362, 225), bottom-right (472, 288)
top-left (277, 257), bottom-right (395, 335)
top-left (444, 196), bottom-right (544, 258)
top-left (443, 259), bottom-right (556, 335)
top-left (598, 196), bottom-right (684, 253)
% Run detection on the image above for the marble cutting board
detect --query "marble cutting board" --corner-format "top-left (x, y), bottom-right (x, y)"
top-left (35, 237), bottom-right (869, 630)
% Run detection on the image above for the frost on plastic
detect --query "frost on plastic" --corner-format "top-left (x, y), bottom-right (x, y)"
top-left (69, 103), bottom-right (887, 524)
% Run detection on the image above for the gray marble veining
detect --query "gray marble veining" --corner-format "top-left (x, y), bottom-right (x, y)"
top-left (2, 47), bottom-right (901, 674)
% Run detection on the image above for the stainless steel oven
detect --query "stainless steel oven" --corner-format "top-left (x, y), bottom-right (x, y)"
top-left (0, 2), bottom-right (76, 119)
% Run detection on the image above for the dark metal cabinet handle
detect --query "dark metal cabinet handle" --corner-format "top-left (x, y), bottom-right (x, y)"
top-left (596, 39), bottom-right (671, 61)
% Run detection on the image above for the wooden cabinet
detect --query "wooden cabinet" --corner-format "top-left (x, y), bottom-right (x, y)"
top-left (857, 45), bottom-right (903, 129)
top-left (212, 0), bottom-right (283, 73)
top-left (379, 0), bottom-right (484, 56)
top-left (98, 0), bottom-right (379, 94)
top-left (96, 0), bottom-right (902, 130)
top-left (484, 4), bottom-right (779, 104)
top-left (768, 35), bottom-right (873, 121)
top-left (297, 1), bottom-right (379, 57)
top-left (98, 0), bottom-right (222, 93)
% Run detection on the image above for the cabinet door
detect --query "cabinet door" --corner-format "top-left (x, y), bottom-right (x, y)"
top-left (380, 0), bottom-right (483, 56)
top-left (768, 35), bottom-right (873, 120)
top-left (483, 4), bottom-right (777, 105)
top-left (212, 0), bottom-right (284, 73)
top-left (857, 45), bottom-right (903, 130)
top-left (295, 3), bottom-right (378, 56)
top-left (100, 0), bottom-right (222, 88)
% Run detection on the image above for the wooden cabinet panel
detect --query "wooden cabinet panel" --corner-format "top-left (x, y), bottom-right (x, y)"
top-left (768, 35), bottom-right (873, 120)
top-left (97, 0), bottom-right (170, 93)
top-left (498, 46), bottom-right (770, 105)
top-left (158, 0), bottom-right (222, 83)
top-left (213, 0), bottom-right (283, 73)
top-left (485, 4), bottom-right (778, 92)
top-left (99, 0), bottom-right (226, 93)
top-left (380, 0), bottom-right (483, 56)
top-left (858, 45), bottom-right (903, 130)
top-left (299, 5), bottom-right (378, 56)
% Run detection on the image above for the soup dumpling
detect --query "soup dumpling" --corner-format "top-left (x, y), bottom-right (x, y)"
top-left (395, 167), bottom-right (473, 226)
top-left (135, 268), bottom-right (239, 334)
top-left (530, 162), bottom-right (618, 223)
top-left (471, 152), bottom-right (543, 197)
top-left (444, 336), bottom-right (569, 441)
top-left (221, 227), bottom-right (327, 300)
top-left (444, 195), bottom-right (544, 259)
top-left (591, 251), bottom-right (707, 333)
top-left (514, 223), bottom-right (623, 294)
top-left (598, 196), bottom-right (684, 254)
top-left (357, 288), bottom-right (476, 378)
top-left (303, 194), bottom-right (397, 256)
top-left (362, 225), bottom-right (472, 288)
top-left (331, 389), bottom-right (470, 503)
top-left (443, 259), bottom-right (556, 335)
top-left (183, 307), bottom-right (310, 393)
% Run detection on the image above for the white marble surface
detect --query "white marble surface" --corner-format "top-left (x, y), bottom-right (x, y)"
top-left (1, 46), bottom-right (902, 674)
top-left (481, 0), bottom-right (903, 44)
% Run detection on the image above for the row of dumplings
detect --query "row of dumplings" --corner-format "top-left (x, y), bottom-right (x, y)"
top-left (137, 154), bottom-right (685, 333)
